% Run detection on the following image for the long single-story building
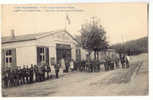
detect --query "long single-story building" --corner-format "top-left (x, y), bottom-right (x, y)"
top-left (1, 30), bottom-right (87, 68)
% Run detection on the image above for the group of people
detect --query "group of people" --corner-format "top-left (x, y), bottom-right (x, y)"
top-left (2, 58), bottom-right (75, 88)
top-left (2, 54), bottom-right (130, 88)
top-left (53, 58), bottom-right (75, 79)
top-left (104, 53), bottom-right (130, 71)
top-left (76, 53), bottom-right (130, 72)
top-left (76, 60), bottom-right (101, 72)
top-left (120, 53), bottom-right (130, 68)
top-left (2, 64), bottom-right (51, 88)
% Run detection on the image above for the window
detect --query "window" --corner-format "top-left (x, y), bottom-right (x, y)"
top-left (5, 49), bottom-right (12, 67)
top-left (37, 47), bottom-right (49, 65)
top-left (40, 47), bottom-right (46, 63)
top-left (76, 49), bottom-right (81, 61)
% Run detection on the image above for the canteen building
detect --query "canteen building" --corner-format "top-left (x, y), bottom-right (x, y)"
top-left (1, 30), bottom-right (87, 68)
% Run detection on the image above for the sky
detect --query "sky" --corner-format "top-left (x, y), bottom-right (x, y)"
top-left (1, 3), bottom-right (148, 44)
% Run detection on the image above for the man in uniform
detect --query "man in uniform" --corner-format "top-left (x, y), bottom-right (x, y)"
top-left (125, 55), bottom-right (130, 68)
top-left (25, 66), bottom-right (30, 84)
top-left (104, 55), bottom-right (109, 71)
top-left (18, 67), bottom-right (23, 85)
top-left (41, 64), bottom-right (46, 81)
top-left (44, 64), bottom-right (51, 80)
top-left (15, 67), bottom-right (19, 86)
top-left (38, 64), bottom-right (42, 82)
top-left (2, 67), bottom-right (8, 88)
top-left (120, 53), bottom-right (126, 69)
top-left (47, 64), bottom-right (51, 79)
top-left (54, 63), bottom-right (60, 79)
top-left (34, 65), bottom-right (39, 82)
top-left (7, 67), bottom-right (11, 87)
top-left (22, 65), bottom-right (26, 84)
top-left (29, 64), bottom-right (34, 83)
top-left (9, 68), bottom-right (15, 87)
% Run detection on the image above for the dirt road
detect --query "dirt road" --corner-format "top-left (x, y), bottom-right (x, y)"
top-left (2, 53), bottom-right (148, 97)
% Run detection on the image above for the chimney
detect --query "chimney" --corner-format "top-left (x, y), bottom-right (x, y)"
top-left (11, 29), bottom-right (15, 38)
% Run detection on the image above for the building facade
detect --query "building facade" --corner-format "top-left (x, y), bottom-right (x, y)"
top-left (1, 30), bottom-right (85, 68)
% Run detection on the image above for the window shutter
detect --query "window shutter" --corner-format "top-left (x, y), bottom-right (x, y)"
top-left (1, 49), bottom-right (5, 68)
top-left (46, 48), bottom-right (49, 65)
top-left (37, 47), bottom-right (40, 65)
top-left (12, 48), bottom-right (16, 67)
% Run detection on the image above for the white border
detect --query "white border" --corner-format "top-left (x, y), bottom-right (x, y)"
top-left (0, 0), bottom-right (152, 100)
top-left (0, 0), bottom-right (150, 4)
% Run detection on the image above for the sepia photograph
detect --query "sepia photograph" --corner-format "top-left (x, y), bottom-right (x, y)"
top-left (1, 3), bottom-right (148, 97)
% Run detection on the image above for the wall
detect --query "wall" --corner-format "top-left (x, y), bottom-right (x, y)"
top-left (2, 40), bottom-right (37, 67)
top-left (49, 45), bottom-right (56, 64)
top-left (36, 31), bottom-right (78, 63)
top-left (16, 46), bottom-right (37, 67)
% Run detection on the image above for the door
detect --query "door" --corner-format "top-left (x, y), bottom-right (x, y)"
top-left (76, 49), bottom-right (81, 61)
top-left (56, 44), bottom-right (71, 64)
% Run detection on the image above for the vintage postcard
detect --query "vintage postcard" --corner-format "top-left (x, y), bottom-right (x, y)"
top-left (1, 3), bottom-right (148, 97)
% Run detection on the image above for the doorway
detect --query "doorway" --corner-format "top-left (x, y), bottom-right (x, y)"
top-left (56, 44), bottom-right (71, 64)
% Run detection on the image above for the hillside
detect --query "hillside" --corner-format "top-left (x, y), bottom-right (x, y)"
top-left (111, 37), bottom-right (148, 55)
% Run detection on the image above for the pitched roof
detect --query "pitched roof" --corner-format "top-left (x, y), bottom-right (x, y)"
top-left (2, 30), bottom-right (80, 44)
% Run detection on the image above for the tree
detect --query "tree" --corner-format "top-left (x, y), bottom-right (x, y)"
top-left (80, 17), bottom-right (109, 60)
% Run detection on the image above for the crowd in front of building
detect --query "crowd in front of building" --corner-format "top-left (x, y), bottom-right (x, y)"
top-left (2, 57), bottom-right (75, 88)
top-left (2, 52), bottom-right (130, 89)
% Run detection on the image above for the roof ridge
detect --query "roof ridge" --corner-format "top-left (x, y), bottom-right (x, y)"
top-left (2, 29), bottom-right (67, 44)
top-left (2, 29), bottom-right (65, 38)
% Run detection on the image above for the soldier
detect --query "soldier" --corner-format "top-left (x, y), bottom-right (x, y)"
top-left (38, 64), bottom-right (43, 82)
top-left (2, 67), bottom-right (9, 88)
top-left (13, 68), bottom-right (17, 86)
top-left (44, 64), bottom-right (48, 80)
top-left (37, 64), bottom-right (41, 82)
top-left (45, 64), bottom-right (51, 79)
top-left (9, 68), bottom-right (15, 87)
top-left (7, 67), bottom-right (11, 87)
top-left (90, 61), bottom-right (94, 72)
top-left (104, 56), bottom-right (109, 71)
top-left (125, 55), bottom-right (130, 68)
top-left (29, 64), bottom-right (34, 83)
top-left (25, 66), bottom-right (30, 84)
top-left (42, 64), bottom-right (46, 81)
top-left (54, 63), bottom-right (60, 79)
top-left (22, 65), bottom-right (26, 84)
top-left (120, 54), bottom-right (126, 69)
top-left (18, 66), bottom-right (23, 85)
top-left (114, 55), bottom-right (120, 69)
top-left (65, 59), bottom-right (70, 73)
top-left (80, 60), bottom-right (86, 72)
top-left (34, 65), bottom-right (38, 82)
top-left (5, 67), bottom-right (9, 88)
top-left (33, 65), bottom-right (36, 82)
top-left (95, 59), bottom-right (100, 72)
top-left (15, 67), bottom-right (20, 86)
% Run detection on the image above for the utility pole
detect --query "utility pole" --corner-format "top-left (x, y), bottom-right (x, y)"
top-left (121, 33), bottom-right (125, 53)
